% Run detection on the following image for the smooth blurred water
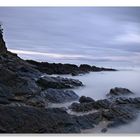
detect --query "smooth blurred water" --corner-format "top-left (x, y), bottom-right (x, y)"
top-left (62, 69), bottom-right (140, 100)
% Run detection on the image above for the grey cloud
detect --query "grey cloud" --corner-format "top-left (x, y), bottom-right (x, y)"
top-left (0, 7), bottom-right (140, 67)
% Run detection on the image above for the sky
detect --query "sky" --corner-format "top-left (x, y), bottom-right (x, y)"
top-left (0, 7), bottom-right (140, 67)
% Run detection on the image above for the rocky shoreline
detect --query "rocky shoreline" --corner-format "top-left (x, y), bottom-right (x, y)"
top-left (26, 60), bottom-right (116, 76)
top-left (1, 29), bottom-right (140, 133)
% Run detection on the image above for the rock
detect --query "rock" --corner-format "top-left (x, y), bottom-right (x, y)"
top-left (0, 106), bottom-right (81, 133)
top-left (26, 60), bottom-right (116, 76)
top-left (103, 104), bottom-right (138, 128)
top-left (40, 88), bottom-right (79, 103)
top-left (0, 83), bottom-right (14, 99)
top-left (79, 96), bottom-right (94, 103)
top-left (36, 76), bottom-right (83, 89)
top-left (101, 128), bottom-right (108, 133)
top-left (79, 64), bottom-right (92, 72)
top-left (0, 33), bottom-right (7, 54)
top-left (0, 67), bottom-right (41, 96)
top-left (69, 98), bottom-right (111, 112)
top-left (69, 102), bottom-right (97, 112)
top-left (0, 97), bottom-right (10, 105)
top-left (107, 87), bottom-right (133, 97)
top-left (25, 95), bottom-right (47, 108)
top-left (74, 111), bottom-right (102, 129)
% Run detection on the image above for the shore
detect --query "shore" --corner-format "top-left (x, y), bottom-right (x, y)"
top-left (1, 32), bottom-right (140, 133)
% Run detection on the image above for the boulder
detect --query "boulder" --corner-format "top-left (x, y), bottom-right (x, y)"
top-left (107, 87), bottom-right (133, 97)
top-left (69, 98), bottom-right (111, 112)
top-left (79, 96), bottom-right (95, 103)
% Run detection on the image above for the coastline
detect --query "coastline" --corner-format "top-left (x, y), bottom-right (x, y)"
top-left (1, 30), bottom-right (140, 134)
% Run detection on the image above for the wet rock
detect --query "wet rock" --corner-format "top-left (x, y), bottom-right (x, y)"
top-left (79, 96), bottom-right (95, 103)
top-left (107, 87), bottom-right (133, 97)
top-left (40, 88), bottom-right (79, 103)
top-left (36, 76), bottom-right (83, 89)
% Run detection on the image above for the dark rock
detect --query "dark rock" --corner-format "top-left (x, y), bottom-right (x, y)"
top-left (26, 60), bottom-right (117, 76)
top-left (0, 106), bottom-right (81, 133)
top-left (36, 76), bottom-right (83, 89)
top-left (0, 97), bottom-right (10, 105)
top-left (103, 105), bottom-right (137, 128)
top-left (101, 128), bottom-right (108, 133)
top-left (79, 96), bottom-right (94, 103)
top-left (69, 98), bottom-right (111, 112)
top-left (0, 83), bottom-right (14, 99)
top-left (107, 87), bottom-right (133, 97)
top-left (40, 88), bottom-right (79, 103)
top-left (26, 60), bottom-right (81, 75)
top-left (25, 95), bottom-right (47, 108)
top-left (0, 32), bottom-right (7, 54)
top-left (79, 64), bottom-right (92, 72)
top-left (74, 111), bottom-right (102, 129)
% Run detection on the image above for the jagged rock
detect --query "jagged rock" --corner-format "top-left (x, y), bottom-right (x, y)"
top-left (40, 88), bottom-right (79, 103)
top-left (36, 76), bottom-right (83, 89)
top-left (79, 96), bottom-right (95, 103)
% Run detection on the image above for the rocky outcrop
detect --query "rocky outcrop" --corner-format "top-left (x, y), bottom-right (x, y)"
top-left (40, 89), bottom-right (79, 103)
top-left (36, 76), bottom-right (83, 89)
top-left (26, 60), bottom-right (117, 76)
top-left (0, 106), bottom-right (81, 133)
top-left (0, 33), bottom-right (7, 53)
top-left (79, 96), bottom-right (95, 103)
top-left (0, 30), bottom-right (83, 106)
top-left (68, 89), bottom-right (140, 132)
top-left (107, 87), bottom-right (134, 97)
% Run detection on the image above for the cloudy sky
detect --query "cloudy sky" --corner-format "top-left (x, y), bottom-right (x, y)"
top-left (0, 7), bottom-right (140, 67)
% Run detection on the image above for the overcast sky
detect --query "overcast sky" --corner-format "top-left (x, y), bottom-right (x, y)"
top-left (0, 7), bottom-right (140, 67)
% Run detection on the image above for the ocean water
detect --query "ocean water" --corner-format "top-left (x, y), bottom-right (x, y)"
top-left (57, 68), bottom-right (140, 133)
